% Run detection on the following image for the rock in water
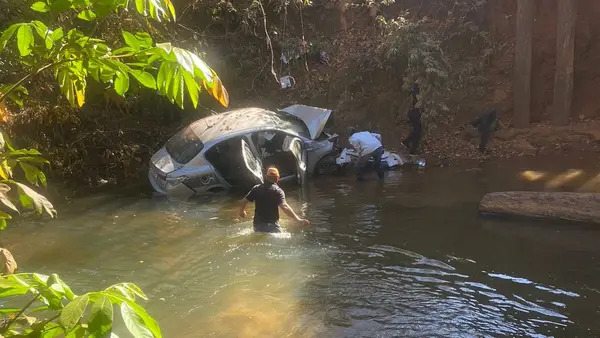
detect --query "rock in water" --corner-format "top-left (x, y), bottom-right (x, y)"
top-left (0, 248), bottom-right (17, 275)
top-left (479, 192), bottom-right (600, 224)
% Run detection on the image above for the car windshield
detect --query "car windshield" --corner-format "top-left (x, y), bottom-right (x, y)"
top-left (165, 126), bottom-right (204, 164)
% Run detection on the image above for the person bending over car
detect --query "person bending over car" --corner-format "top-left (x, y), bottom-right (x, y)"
top-left (238, 167), bottom-right (310, 233)
top-left (348, 127), bottom-right (385, 181)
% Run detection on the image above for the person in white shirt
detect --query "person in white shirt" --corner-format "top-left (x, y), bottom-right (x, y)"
top-left (348, 127), bottom-right (384, 181)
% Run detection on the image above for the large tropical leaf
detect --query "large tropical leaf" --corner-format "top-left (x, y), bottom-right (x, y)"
top-left (59, 295), bottom-right (90, 332)
top-left (0, 183), bottom-right (18, 212)
top-left (88, 295), bottom-right (114, 338)
top-left (120, 303), bottom-right (154, 338)
top-left (15, 182), bottom-right (56, 217)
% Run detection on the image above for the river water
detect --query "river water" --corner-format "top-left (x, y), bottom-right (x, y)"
top-left (3, 154), bottom-right (600, 337)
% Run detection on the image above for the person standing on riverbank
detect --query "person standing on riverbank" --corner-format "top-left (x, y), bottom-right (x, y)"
top-left (348, 127), bottom-right (385, 181)
top-left (471, 109), bottom-right (499, 153)
top-left (402, 107), bottom-right (422, 155)
top-left (238, 167), bottom-right (310, 233)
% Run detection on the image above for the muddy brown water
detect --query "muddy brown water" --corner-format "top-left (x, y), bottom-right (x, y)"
top-left (2, 153), bottom-right (600, 337)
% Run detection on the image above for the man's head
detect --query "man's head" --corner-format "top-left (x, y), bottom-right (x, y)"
top-left (265, 167), bottom-right (280, 183)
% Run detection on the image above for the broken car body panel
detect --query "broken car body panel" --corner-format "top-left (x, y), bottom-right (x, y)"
top-left (280, 104), bottom-right (332, 140)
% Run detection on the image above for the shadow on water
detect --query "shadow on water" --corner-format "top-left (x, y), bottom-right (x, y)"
top-left (2, 153), bottom-right (600, 336)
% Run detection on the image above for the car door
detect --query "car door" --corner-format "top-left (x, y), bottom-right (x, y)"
top-left (286, 136), bottom-right (307, 185)
top-left (241, 137), bottom-right (264, 185)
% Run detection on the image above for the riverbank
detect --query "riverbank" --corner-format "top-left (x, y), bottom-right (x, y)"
top-left (416, 119), bottom-right (600, 164)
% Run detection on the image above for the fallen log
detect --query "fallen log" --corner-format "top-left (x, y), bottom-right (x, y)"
top-left (479, 192), bottom-right (600, 224)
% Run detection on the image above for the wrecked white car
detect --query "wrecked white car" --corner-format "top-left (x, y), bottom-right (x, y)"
top-left (149, 105), bottom-right (339, 197)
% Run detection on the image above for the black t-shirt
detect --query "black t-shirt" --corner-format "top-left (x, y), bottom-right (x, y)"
top-left (245, 183), bottom-right (285, 223)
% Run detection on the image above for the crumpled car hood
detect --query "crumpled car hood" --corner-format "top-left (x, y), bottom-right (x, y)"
top-left (281, 104), bottom-right (332, 140)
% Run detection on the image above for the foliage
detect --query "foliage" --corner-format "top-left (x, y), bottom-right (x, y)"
top-left (0, 0), bottom-right (229, 119)
top-left (0, 273), bottom-right (160, 338)
top-left (377, 0), bottom-right (502, 126)
top-left (0, 131), bottom-right (55, 230)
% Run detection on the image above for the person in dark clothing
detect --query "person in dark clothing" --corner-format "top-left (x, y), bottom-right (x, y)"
top-left (471, 109), bottom-right (499, 153)
top-left (409, 82), bottom-right (420, 107)
top-left (402, 107), bottom-right (422, 155)
top-left (238, 167), bottom-right (310, 233)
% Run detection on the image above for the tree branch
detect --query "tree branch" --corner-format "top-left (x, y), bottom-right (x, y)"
top-left (0, 294), bottom-right (39, 334)
top-left (0, 60), bottom-right (69, 104)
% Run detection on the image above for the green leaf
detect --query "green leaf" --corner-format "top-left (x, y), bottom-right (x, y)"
top-left (0, 24), bottom-right (21, 49)
top-left (0, 183), bottom-right (18, 212)
top-left (15, 182), bottom-right (56, 217)
top-left (19, 162), bottom-right (41, 186)
top-left (77, 10), bottom-right (97, 21)
top-left (135, 0), bottom-right (146, 15)
top-left (0, 275), bottom-right (31, 297)
top-left (156, 61), bottom-right (170, 96)
top-left (65, 324), bottom-right (86, 338)
top-left (182, 70), bottom-right (199, 108)
top-left (114, 71), bottom-right (130, 96)
top-left (168, 66), bottom-right (180, 105)
top-left (56, 67), bottom-right (86, 107)
top-left (59, 294), bottom-right (90, 332)
top-left (49, 28), bottom-right (64, 41)
top-left (134, 32), bottom-right (153, 48)
top-left (88, 295), bottom-right (113, 338)
top-left (120, 303), bottom-right (154, 338)
top-left (40, 323), bottom-right (65, 338)
top-left (17, 25), bottom-right (34, 56)
top-left (122, 31), bottom-right (140, 50)
top-left (49, 0), bottom-right (73, 12)
top-left (31, 1), bottom-right (50, 12)
top-left (130, 70), bottom-right (156, 89)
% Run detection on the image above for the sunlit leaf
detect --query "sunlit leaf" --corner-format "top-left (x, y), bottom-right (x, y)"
top-left (0, 24), bottom-right (21, 49)
top-left (19, 162), bottom-right (42, 186)
top-left (40, 323), bottom-right (65, 338)
top-left (49, 28), bottom-right (64, 41)
top-left (31, 1), bottom-right (50, 12)
top-left (120, 303), bottom-right (154, 338)
top-left (182, 71), bottom-right (199, 108)
top-left (77, 10), bottom-right (97, 21)
top-left (114, 71), bottom-right (130, 96)
top-left (0, 211), bottom-right (11, 230)
top-left (0, 184), bottom-right (18, 212)
top-left (59, 294), bottom-right (90, 332)
top-left (122, 31), bottom-right (140, 50)
top-left (15, 182), bottom-right (56, 217)
top-left (130, 70), bottom-right (156, 89)
top-left (88, 295), bottom-right (113, 338)
top-left (17, 24), bottom-right (34, 56)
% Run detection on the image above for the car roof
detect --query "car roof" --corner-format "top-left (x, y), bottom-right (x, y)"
top-left (188, 107), bottom-right (305, 142)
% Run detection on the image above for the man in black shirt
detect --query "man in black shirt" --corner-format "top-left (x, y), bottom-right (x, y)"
top-left (238, 167), bottom-right (310, 233)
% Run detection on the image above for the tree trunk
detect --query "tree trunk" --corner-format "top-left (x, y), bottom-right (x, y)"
top-left (479, 191), bottom-right (600, 224)
top-left (513, 0), bottom-right (534, 128)
top-left (553, 0), bottom-right (577, 126)
top-left (338, 0), bottom-right (347, 31)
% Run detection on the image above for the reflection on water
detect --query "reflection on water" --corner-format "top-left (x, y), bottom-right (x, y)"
top-left (2, 153), bottom-right (600, 337)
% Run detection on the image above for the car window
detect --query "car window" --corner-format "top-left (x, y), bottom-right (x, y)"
top-left (165, 125), bottom-right (204, 164)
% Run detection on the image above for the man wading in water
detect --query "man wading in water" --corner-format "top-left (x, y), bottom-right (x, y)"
top-left (238, 167), bottom-right (310, 233)
top-left (348, 127), bottom-right (385, 181)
